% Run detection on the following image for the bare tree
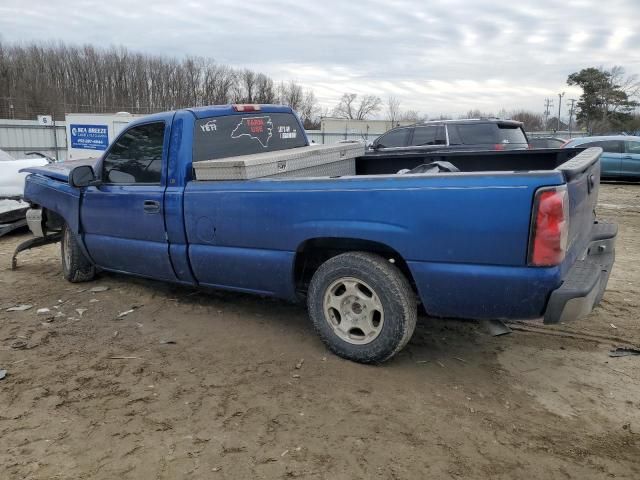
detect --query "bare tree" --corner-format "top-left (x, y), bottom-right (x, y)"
top-left (277, 80), bottom-right (304, 112)
top-left (509, 110), bottom-right (544, 131)
top-left (275, 80), bottom-right (318, 128)
top-left (332, 93), bottom-right (357, 119)
top-left (463, 109), bottom-right (494, 119)
top-left (386, 95), bottom-right (401, 124)
top-left (230, 69), bottom-right (255, 103)
top-left (609, 66), bottom-right (640, 105)
top-left (254, 73), bottom-right (275, 103)
top-left (400, 110), bottom-right (423, 122)
top-left (299, 90), bottom-right (319, 129)
top-left (206, 64), bottom-right (236, 105)
top-left (333, 93), bottom-right (382, 120)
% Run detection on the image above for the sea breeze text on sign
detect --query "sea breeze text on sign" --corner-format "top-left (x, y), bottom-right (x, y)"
top-left (70, 124), bottom-right (109, 150)
top-left (73, 126), bottom-right (107, 135)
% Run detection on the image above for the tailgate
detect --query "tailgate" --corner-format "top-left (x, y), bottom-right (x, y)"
top-left (558, 147), bottom-right (602, 270)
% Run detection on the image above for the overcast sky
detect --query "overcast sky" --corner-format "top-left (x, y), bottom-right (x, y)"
top-left (1, 0), bottom-right (639, 118)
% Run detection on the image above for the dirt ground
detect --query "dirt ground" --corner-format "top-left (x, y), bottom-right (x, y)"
top-left (0, 183), bottom-right (639, 480)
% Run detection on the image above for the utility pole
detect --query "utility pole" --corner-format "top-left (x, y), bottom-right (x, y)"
top-left (544, 98), bottom-right (553, 131)
top-left (567, 98), bottom-right (577, 138)
top-left (557, 92), bottom-right (565, 132)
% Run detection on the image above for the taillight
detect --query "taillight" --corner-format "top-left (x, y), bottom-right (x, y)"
top-left (494, 143), bottom-right (505, 151)
top-left (528, 186), bottom-right (569, 266)
top-left (232, 104), bottom-right (261, 112)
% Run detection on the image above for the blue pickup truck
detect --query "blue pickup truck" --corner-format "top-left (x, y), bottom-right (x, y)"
top-left (20, 104), bottom-right (616, 363)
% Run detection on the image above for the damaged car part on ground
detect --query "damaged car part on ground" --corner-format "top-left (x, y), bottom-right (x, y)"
top-left (17, 104), bottom-right (617, 364)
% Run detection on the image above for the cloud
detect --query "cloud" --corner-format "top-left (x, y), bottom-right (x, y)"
top-left (0, 0), bottom-right (638, 117)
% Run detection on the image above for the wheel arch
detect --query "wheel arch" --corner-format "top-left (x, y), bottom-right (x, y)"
top-left (23, 173), bottom-right (83, 235)
top-left (293, 237), bottom-right (417, 297)
top-left (41, 207), bottom-right (65, 233)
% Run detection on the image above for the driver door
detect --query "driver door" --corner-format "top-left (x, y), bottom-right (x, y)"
top-left (80, 121), bottom-right (177, 280)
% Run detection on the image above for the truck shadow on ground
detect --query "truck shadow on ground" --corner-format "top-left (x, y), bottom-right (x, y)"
top-left (99, 269), bottom-right (506, 370)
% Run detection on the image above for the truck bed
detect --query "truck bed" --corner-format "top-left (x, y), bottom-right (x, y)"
top-left (355, 148), bottom-right (582, 176)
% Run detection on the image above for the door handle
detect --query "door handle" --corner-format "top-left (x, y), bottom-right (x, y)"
top-left (622, 155), bottom-right (632, 159)
top-left (143, 200), bottom-right (161, 214)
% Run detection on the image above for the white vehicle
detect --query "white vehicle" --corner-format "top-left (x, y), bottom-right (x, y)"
top-left (0, 149), bottom-right (53, 229)
top-left (0, 149), bottom-right (51, 198)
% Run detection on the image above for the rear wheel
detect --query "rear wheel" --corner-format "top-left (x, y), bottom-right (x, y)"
top-left (307, 252), bottom-right (417, 364)
top-left (61, 224), bottom-right (95, 283)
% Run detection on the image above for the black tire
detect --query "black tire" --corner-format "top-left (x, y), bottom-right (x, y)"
top-left (307, 252), bottom-right (417, 364)
top-left (61, 224), bottom-right (96, 283)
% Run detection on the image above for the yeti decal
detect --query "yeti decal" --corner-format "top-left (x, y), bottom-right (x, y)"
top-left (230, 116), bottom-right (273, 147)
top-left (200, 119), bottom-right (217, 132)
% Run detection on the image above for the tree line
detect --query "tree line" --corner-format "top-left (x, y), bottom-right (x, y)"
top-left (0, 40), bottom-right (320, 127)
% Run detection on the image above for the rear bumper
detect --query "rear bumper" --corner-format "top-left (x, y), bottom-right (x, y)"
top-left (543, 221), bottom-right (617, 324)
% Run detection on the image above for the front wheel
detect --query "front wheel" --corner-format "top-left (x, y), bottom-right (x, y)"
top-left (307, 252), bottom-right (417, 364)
top-left (61, 224), bottom-right (96, 283)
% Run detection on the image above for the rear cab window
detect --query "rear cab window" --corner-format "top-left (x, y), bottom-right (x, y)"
top-left (193, 113), bottom-right (307, 162)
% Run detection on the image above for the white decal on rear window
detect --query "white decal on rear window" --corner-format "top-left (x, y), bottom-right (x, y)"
top-left (278, 125), bottom-right (297, 139)
top-left (200, 119), bottom-right (217, 133)
top-left (230, 116), bottom-right (273, 147)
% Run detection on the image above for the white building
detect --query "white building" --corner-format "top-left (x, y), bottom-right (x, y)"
top-left (320, 117), bottom-right (414, 136)
top-left (65, 112), bottom-right (145, 161)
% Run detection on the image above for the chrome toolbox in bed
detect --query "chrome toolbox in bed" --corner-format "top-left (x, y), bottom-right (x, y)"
top-left (193, 143), bottom-right (363, 180)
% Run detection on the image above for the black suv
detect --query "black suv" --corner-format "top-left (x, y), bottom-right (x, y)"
top-left (370, 119), bottom-right (529, 153)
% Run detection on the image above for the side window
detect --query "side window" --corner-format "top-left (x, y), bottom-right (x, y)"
top-left (376, 128), bottom-right (409, 148)
top-left (626, 141), bottom-right (640, 155)
top-left (447, 125), bottom-right (462, 145)
top-left (102, 122), bottom-right (165, 184)
top-left (411, 126), bottom-right (446, 146)
top-left (586, 140), bottom-right (623, 153)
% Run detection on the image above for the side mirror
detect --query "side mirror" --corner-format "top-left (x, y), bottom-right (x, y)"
top-left (69, 165), bottom-right (99, 188)
top-left (372, 143), bottom-right (383, 150)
